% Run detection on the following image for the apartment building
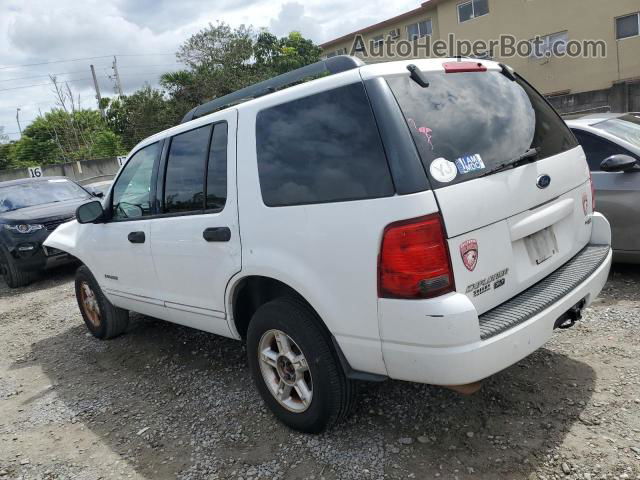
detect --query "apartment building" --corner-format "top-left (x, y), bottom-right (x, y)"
top-left (320, 0), bottom-right (640, 114)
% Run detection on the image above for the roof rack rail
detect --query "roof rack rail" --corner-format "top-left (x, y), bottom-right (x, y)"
top-left (180, 55), bottom-right (365, 124)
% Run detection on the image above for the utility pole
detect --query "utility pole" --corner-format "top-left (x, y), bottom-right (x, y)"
top-left (15, 108), bottom-right (22, 136)
top-left (112, 56), bottom-right (123, 96)
top-left (90, 64), bottom-right (105, 118)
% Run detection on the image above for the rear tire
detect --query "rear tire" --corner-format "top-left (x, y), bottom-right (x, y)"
top-left (247, 297), bottom-right (356, 433)
top-left (0, 248), bottom-right (35, 288)
top-left (75, 265), bottom-right (129, 339)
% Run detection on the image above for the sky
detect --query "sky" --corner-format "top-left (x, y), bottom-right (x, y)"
top-left (0, 0), bottom-right (420, 141)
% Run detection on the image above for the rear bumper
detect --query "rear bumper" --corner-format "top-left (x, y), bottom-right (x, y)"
top-left (378, 214), bottom-right (612, 386)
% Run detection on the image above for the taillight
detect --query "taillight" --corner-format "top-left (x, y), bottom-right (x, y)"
top-left (378, 214), bottom-right (455, 299)
top-left (443, 61), bottom-right (487, 73)
top-left (589, 172), bottom-right (596, 211)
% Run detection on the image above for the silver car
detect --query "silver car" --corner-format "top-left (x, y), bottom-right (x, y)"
top-left (567, 113), bottom-right (640, 263)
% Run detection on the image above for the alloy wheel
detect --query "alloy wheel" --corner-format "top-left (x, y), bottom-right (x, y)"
top-left (258, 329), bottom-right (313, 413)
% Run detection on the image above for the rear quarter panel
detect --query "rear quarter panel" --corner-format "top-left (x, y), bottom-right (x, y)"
top-left (233, 71), bottom-right (440, 374)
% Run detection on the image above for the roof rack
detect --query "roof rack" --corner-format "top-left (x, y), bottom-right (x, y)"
top-left (180, 55), bottom-right (365, 124)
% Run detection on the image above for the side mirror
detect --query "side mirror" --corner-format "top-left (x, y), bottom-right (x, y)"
top-left (600, 154), bottom-right (638, 173)
top-left (85, 186), bottom-right (104, 198)
top-left (76, 201), bottom-right (105, 224)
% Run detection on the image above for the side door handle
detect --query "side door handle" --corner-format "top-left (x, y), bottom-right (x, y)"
top-left (128, 231), bottom-right (146, 244)
top-left (203, 227), bottom-right (231, 242)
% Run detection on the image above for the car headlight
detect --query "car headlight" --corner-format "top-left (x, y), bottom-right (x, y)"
top-left (4, 224), bottom-right (45, 234)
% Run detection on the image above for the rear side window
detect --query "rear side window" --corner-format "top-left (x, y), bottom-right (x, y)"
top-left (387, 71), bottom-right (578, 188)
top-left (256, 83), bottom-right (394, 207)
top-left (206, 122), bottom-right (228, 211)
top-left (164, 125), bottom-right (211, 213)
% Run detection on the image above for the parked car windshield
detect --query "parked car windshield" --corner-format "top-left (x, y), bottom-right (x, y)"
top-left (0, 179), bottom-right (90, 213)
top-left (594, 114), bottom-right (640, 148)
top-left (386, 70), bottom-right (578, 187)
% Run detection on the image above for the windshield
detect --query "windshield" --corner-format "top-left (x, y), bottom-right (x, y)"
top-left (386, 71), bottom-right (578, 187)
top-left (0, 179), bottom-right (90, 213)
top-left (595, 114), bottom-right (640, 148)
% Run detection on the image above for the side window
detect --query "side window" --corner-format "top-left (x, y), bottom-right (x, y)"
top-left (112, 142), bottom-right (159, 220)
top-left (573, 130), bottom-right (630, 171)
top-left (255, 82), bottom-right (394, 207)
top-left (206, 122), bottom-right (228, 211)
top-left (163, 125), bottom-right (212, 214)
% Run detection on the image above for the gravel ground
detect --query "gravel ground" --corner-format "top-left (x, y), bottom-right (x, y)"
top-left (0, 264), bottom-right (639, 480)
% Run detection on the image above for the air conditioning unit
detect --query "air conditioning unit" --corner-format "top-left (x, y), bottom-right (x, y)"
top-left (389, 28), bottom-right (400, 39)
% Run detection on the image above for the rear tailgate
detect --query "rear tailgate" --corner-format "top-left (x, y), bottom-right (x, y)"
top-left (383, 59), bottom-right (593, 314)
top-left (439, 148), bottom-right (593, 314)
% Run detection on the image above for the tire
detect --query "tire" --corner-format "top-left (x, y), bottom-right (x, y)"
top-left (75, 265), bottom-right (129, 339)
top-left (0, 248), bottom-right (35, 288)
top-left (247, 297), bottom-right (357, 433)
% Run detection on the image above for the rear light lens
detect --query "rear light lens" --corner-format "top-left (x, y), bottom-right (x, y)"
top-left (379, 214), bottom-right (455, 299)
top-left (589, 172), bottom-right (596, 211)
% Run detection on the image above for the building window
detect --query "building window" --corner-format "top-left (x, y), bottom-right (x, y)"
top-left (530, 31), bottom-right (568, 58)
top-left (616, 13), bottom-right (640, 40)
top-left (457, 0), bottom-right (489, 23)
top-left (406, 20), bottom-right (432, 41)
top-left (372, 35), bottom-right (384, 46)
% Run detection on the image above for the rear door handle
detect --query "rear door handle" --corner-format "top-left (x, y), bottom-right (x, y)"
top-left (203, 227), bottom-right (231, 242)
top-left (128, 231), bottom-right (146, 244)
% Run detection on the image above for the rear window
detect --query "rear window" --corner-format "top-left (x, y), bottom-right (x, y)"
top-left (386, 71), bottom-right (578, 188)
top-left (255, 82), bottom-right (394, 207)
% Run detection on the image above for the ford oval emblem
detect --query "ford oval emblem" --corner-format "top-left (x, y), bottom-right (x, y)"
top-left (537, 174), bottom-right (551, 189)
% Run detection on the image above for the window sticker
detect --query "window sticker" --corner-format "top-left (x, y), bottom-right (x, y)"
top-left (429, 157), bottom-right (457, 183)
top-left (455, 154), bottom-right (485, 174)
top-left (407, 118), bottom-right (434, 150)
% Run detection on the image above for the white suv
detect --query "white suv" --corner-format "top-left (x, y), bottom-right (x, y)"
top-left (46, 56), bottom-right (612, 433)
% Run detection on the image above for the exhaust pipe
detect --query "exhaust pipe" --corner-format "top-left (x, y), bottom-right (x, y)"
top-left (445, 382), bottom-right (483, 395)
top-left (554, 299), bottom-right (586, 330)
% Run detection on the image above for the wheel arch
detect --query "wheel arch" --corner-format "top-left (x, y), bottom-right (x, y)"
top-left (226, 273), bottom-right (388, 382)
top-left (228, 274), bottom-right (329, 341)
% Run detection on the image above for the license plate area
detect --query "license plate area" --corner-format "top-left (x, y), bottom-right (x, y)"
top-left (524, 227), bottom-right (558, 266)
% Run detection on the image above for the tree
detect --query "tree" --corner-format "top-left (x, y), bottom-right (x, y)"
top-left (161, 24), bottom-right (323, 109)
top-left (6, 109), bottom-right (124, 167)
top-left (105, 86), bottom-right (180, 150)
top-left (0, 127), bottom-right (13, 170)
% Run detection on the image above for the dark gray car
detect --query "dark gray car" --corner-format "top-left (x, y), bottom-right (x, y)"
top-left (567, 113), bottom-right (640, 263)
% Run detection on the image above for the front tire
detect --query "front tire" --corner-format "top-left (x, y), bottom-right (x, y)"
top-left (247, 297), bottom-right (356, 433)
top-left (0, 248), bottom-right (35, 288)
top-left (75, 265), bottom-right (129, 339)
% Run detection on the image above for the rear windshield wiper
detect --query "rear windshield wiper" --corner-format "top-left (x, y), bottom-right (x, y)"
top-left (482, 147), bottom-right (540, 177)
top-left (407, 64), bottom-right (430, 88)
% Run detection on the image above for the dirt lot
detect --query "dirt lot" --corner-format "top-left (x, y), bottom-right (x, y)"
top-left (0, 265), bottom-right (639, 480)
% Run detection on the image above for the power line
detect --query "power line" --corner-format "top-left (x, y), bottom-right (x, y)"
top-left (0, 62), bottom-right (182, 83)
top-left (0, 53), bottom-right (175, 71)
top-left (0, 69), bottom-right (87, 83)
top-left (0, 77), bottom-right (93, 93)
